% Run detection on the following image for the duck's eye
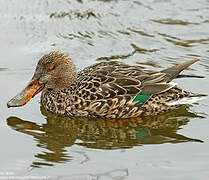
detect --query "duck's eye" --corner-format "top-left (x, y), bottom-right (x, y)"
top-left (49, 65), bottom-right (56, 71)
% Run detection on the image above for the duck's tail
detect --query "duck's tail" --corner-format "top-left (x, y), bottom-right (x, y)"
top-left (167, 92), bottom-right (207, 106)
top-left (161, 59), bottom-right (204, 81)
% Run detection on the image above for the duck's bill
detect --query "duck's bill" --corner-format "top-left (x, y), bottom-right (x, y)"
top-left (7, 79), bottom-right (45, 108)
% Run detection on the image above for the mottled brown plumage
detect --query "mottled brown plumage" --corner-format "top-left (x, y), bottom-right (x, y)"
top-left (7, 51), bottom-right (206, 118)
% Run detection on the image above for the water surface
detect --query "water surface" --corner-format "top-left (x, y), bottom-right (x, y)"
top-left (0, 0), bottom-right (209, 179)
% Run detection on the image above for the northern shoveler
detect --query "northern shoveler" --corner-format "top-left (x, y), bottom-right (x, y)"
top-left (7, 51), bottom-right (206, 118)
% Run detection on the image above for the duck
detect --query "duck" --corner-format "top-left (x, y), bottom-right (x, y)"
top-left (7, 51), bottom-right (206, 119)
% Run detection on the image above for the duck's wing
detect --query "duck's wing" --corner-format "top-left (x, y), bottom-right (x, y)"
top-left (161, 59), bottom-right (203, 80)
top-left (76, 61), bottom-right (175, 101)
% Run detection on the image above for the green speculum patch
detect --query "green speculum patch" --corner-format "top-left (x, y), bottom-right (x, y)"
top-left (133, 94), bottom-right (151, 105)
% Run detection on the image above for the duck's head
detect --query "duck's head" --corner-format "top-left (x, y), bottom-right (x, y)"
top-left (7, 51), bottom-right (77, 108)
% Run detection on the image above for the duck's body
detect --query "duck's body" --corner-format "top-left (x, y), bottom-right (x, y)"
top-left (7, 52), bottom-right (206, 118)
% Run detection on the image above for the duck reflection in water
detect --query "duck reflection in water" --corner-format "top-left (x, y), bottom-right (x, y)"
top-left (7, 106), bottom-right (203, 168)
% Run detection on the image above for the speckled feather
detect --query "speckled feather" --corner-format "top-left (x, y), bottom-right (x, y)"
top-left (40, 59), bottom-right (203, 119)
